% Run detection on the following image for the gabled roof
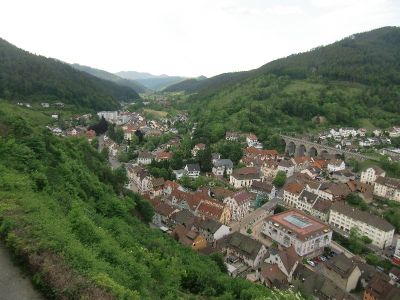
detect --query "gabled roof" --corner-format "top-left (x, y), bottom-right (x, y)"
top-left (222, 232), bottom-right (264, 260)
top-left (231, 167), bottom-right (260, 180)
top-left (170, 210), bottom-right (195, 228)
top-left (298, 190), bottom-right (318, 204)
top-left (231, 190), bottom-right (253, 206)
top-left (185, 163), bottom-right (200, 172)
top-left (138, 151), bottom-right (153, 159)
top-left (251, 181), bottom-right (274, 193)
top-left (278, 160), bottom-right (294, 168)
top-left (272, 245), bottom-right (299, 274)
top-left (284, 182), bottom-right (304, 195)
top-left (196, 200), bottom-right (226, 221)
top-left (213, 159), bottom-right (234, 168)
top-left (194, 217), bottom-right (224, 234)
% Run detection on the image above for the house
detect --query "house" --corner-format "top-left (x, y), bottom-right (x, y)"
top-left (327, 159), bottom-right (346, 172)
top-left (137, 151), bottom-right (153, 165)
top-left (191, 143), bottom-right (206, 157)
top-left (329, 202), bottom-right (394, 249)
top-left (264, 246), bottom-right (300, 282)
top-left (358, 128), bottom-right (367, 137)
top-left (212, 159), bottom-right (234, 176)
top-left (225, 131), bottom-right (239, 141)
top-left (332, 169), bottom-right (356, 183)
top-left (324, 253), bottom-right (361, 292)
top-left (374, 176), bottom-right (400, 202)
top-left (41, 102), bottom-right (50, 108)
top-left (195, 199), bottom-right (231, 224)
top-left (223, 191), bottom-right (253, 221)
top-left (388, 126), bottom-right (400, 138)
top-left (373, 129), bottom-right (383, 137)
top-left (361, 166), bottom-right (386, 185)
top-left (277, 160), bottom-right (295, 177)
top-left (51, 112), bottom-right (59, 119)
top-left (250, 181), bottom-right (276, 200)
top-left (193, 218), bottom-right (231, 244)
top-left (389, 267), bottom-right (400, 285)
top-left (283, 182), bottom-right (304, 207)
top-left (171, 224), bottom-right (207, 251)
top-left (86, 129), bottom-right (96, 142)
top-left (291, 156), bottom-right (312, 172)
top-left (363, 274), bottom-right (400, 300)
top-left (220, 232), bottom-right (267, 268)
top-left (184, 164), bottom-right (201, 178)
top-left (127, 165), bottom-right (153, 194)
top-left (259, 263), bottom-right (288, 289)
top-left (154, 151), bottom-right (172, 162)
top-left (150, 177), bottom-right (165, 198)
top-left (246, 133), bottom-right (258, 147)
top-left (229, 167), bottom-right (261, 188)
top-left (170, 210), bottom-right (196, 229)
top-left (262, 210), bottom-right (332, 257)
top-left (149, 199), bottom-right (179, 227)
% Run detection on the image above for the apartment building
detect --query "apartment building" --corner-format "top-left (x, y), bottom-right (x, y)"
top-left (329, 202), bottom-right (394, 249)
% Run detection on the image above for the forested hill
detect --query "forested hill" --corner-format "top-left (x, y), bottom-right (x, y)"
top-left (165, 26), bottom-right (400, 93)
top-left (0, 38), bottom-right (140, 111)
top-left (0, 101), bottom-right (299, 299)
top-left (172, 27), bottom-right (400, 146)
top-left (71, 63), bottom-right (149, 94)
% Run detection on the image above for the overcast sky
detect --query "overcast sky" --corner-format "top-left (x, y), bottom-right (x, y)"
top-left (1, 0), bottom-right (399, 77)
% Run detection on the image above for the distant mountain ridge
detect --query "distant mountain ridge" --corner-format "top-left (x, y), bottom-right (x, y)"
top-left (164, 26), bottom-right (400, 94)
top-left (0, 38), bottom-right (140, 110)
top-left (116, 70), bottom-right (188, 91)
top-left (71, 64), bottom-right (149, 93)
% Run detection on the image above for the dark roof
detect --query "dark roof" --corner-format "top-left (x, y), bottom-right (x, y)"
top-left (221, 232), bottom-right (264, 260)
top-left (251, 181), bottom-right (274, 193)
top-left (213, 159), bottom-right (233, 168)
top-left (274, 246), bottom-right (299, 274)
top-left (366, 274), bottom-right (400, 300)
top-left (331, 202), bottom-right (394, 232)
top-left (138, 151), bottom-right (153, 159)
top-left (325, 253), bottom-right (358, 279)
top-left (375, 176), bottom-right (400, 189)
top-left (170, 210), bottom-right (195, 228)
top-left (231, 167), bottom-right (260, 180)
top-left (298, 190), bottom-right (318, 204)
top-left (195, 218), bottom-right (223, 234)
top-left (185, 163), bottom-right (200, 172)
top-left (312, 199), bottom-right (332, 214)
top-left (279, 160), bottom-right (294, 168)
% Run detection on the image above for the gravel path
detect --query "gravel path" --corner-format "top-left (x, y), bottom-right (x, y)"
top-left (0, 243), bottom-right (43, 300)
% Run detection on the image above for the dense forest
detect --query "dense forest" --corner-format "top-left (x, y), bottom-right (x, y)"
top-left (0, 102), bottom-right (298, 299)
top-left (0, 38), bottom-right (140, 111)
top-left (71, 64), bottom-right (149, 94)
top-left (167, 27), bottom-right (400, 145)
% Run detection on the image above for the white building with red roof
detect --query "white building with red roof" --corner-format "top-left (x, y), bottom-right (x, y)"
top-left (223, 191), bottom-right (253, 221)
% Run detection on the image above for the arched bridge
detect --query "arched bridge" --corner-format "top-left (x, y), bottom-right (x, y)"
top-left (280, 135), bottom-right (376, 161)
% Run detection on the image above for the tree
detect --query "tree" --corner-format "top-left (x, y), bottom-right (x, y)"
top-left (273, 171), bottom-right (287, 187)
top-left (197, 147), bottom-right (212, 172)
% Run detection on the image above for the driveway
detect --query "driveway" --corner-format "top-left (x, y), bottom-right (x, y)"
top-left (0, 243), bottom-right (43, 300)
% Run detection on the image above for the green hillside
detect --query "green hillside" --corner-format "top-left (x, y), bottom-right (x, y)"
top-left (0, 38), bottom-right (140, 111)
top-left (72, 64), bottom-right (149, 93)
top-left (0, 101), bottom-right (298, 299)
top-left (177, 27), bottom-right (400, 144)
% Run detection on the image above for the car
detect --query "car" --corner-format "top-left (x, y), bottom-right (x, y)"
top-left (319, 256), bottom-right (327, 262)
top-left (306, 260), bottom-right (316, 267)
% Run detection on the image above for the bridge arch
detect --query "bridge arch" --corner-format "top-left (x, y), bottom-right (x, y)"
top-left (308, 146), bottom-right (318, 157)
top-left (287, 141), bottom-right (296, 156)
top-left (297, 144), bottom-right (307, 157)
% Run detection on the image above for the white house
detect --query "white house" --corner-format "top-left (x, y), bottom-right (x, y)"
top-left (246, 133), bottom-right (259, 147)
top-left (229, 167), bottom-right (261, 189)
top-left (277, 160), bottom-right (295, 177)
top-left (184, 164), bottom-right (201, 178)
top-left (137, 151), bottom-right (153, 165)
top-left (327, 159), bottom-right (345, 173)
top-left (360, 166), bottom-right (386, 185)
top-left (374, 176), bottom-right (400, 202)
top-left (223, 191), bottom-right (253, 221)
top-left (212, 159), bottom-right (233, 176)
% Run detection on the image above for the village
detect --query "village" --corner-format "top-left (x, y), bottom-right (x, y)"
top-left (41, 101), bottom-right (400, 300)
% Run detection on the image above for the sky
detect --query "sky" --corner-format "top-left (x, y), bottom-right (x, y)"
top-left (1, 0), bottom-right (399, 78)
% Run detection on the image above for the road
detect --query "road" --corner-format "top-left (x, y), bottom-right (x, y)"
top-left (0, 242), bottom-right (43, 300)
top-left (97, 134), bottom-right (121, 170)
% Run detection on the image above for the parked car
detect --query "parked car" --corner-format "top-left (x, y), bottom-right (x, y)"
top-left (319, 256), bottom-right (327, 262)
top-left (306, 260), bottom-right (315, 267)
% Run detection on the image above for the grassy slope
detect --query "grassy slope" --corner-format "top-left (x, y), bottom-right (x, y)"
top-left (0, 102), bottom-right (300, 299)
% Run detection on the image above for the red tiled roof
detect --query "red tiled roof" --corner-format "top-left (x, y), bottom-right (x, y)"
top-left (284, 182), bottom-right (304, 195)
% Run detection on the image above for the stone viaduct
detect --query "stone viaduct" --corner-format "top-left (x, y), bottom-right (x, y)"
top-left (280, 135), bottom-right (375, 161)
